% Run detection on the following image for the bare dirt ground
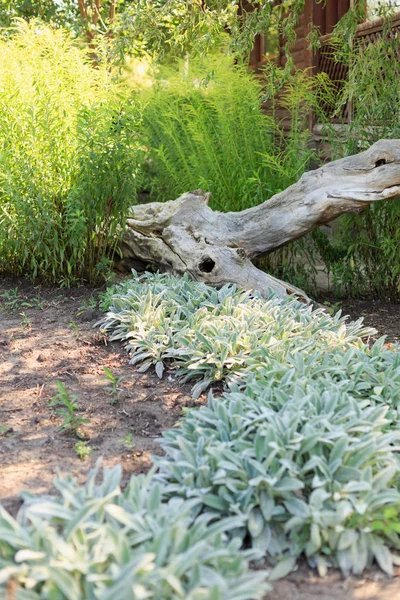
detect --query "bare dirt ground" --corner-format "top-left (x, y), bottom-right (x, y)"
top-left (0, 276), bottom-right (195, 515)
top-left (335, 298), bottom-right (400, 344)
top-left (1, 276), bottom-right (400, 600)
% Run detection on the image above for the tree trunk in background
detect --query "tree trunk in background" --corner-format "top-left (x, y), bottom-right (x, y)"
top-left (78, 0), bottom-right (116, 62)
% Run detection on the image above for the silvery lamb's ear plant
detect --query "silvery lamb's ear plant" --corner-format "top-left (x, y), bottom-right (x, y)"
top-left (0, 461), bottom-right (270, 599)
top-left (98, 272), bottom-right (247, 386)
top-left (5, 271), bottom-right (398, 590)
top-left (155, 378), bottom-right (400, 578)
top-left (97, 272), bottom-right (400, 578)
top-left (98, 271), bottom-right (387, 399)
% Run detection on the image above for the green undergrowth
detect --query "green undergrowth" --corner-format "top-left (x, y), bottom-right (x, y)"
top-left (1, 272), bottom-right (400, 596)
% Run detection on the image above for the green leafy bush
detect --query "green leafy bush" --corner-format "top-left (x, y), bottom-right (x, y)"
top-left (0, 461), bottom-right (269, 599)
top-left (138, 55), bottom-right (315, 211)
top-left (0, 20), bottom-right (142, 285)
top-left (327, 32), bottom-right (400, 300)
top-left (285, 16), bottom-right (400, 300)
top-left (110, 0), bottom-right (306, 63)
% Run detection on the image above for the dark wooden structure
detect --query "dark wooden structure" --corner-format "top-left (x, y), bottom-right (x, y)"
top-left (250, 0), bottom-right (351, 72)
top-left (250, 1), bottom-right (400, 125)
top-left (318, 10), bottom-right (400, 122)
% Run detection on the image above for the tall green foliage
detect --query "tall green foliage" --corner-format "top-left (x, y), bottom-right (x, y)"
top-left (255, 16), bottom-right (400, 300)
top-left (326, 30), bottom-right (400, 300)
top-left (0, 20), bottom-right (142, 285)
top-left (139, 56), bottom-right (319, 212)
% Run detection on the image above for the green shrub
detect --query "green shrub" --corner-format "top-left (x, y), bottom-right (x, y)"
top-left (284, 20), bottom-right (400, 300)
top-left (0, 20), bottom-right (142, 285)
top-left (327, 33), bottom-right (400, 300)
top-left (0, 462), bottom-right (269, 599)
top-left (138, 55), bottom-right (315, 212)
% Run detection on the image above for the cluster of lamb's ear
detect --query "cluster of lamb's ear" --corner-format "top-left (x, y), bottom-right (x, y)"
top-left (98, 270), bottom-right (382, 398)
top-left (0, 461), bottom-right (270, 600)
top-left (99, 271), bottom-right (400, 577)
top-left (156, 373), bottom-right (400, 578)
top-left (1, 271), bottom-right (399, 598)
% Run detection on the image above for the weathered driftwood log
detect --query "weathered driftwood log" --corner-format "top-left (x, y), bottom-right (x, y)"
top-left (121, 139), bottom-right (400, 302)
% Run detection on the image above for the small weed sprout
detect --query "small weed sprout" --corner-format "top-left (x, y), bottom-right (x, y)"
top-left (49, 382), bottom-right (89, 438)
top-left (68, 320), bottom-right (81, 337)
top-left (19, 311), bottom-right (31, 329)
top-left (323, 300), bottom-right (341, 315)
top-left (74, 440), bottom-right (91, 460)
top-left (77, 296), bottom-right (98, 316)
top-left (0, 424), bottom-right (13, 436)
top-left (0, 289), bottom-right (43, 312)
top-left (118, 433), bottom-right (135, 451)
top-left (20, 297), bottom-right (43, 310)
top-left (0, 288), bottom-right (20, 311)
top-left (103, 367), bottom-right (125, 404)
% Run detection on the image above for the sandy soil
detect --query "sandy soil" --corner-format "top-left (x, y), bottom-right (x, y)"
top-left (1, 276), bottom-right (400, 600)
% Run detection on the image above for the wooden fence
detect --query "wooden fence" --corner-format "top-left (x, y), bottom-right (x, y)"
top-left (316, 12), bottom-right (400, 122)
